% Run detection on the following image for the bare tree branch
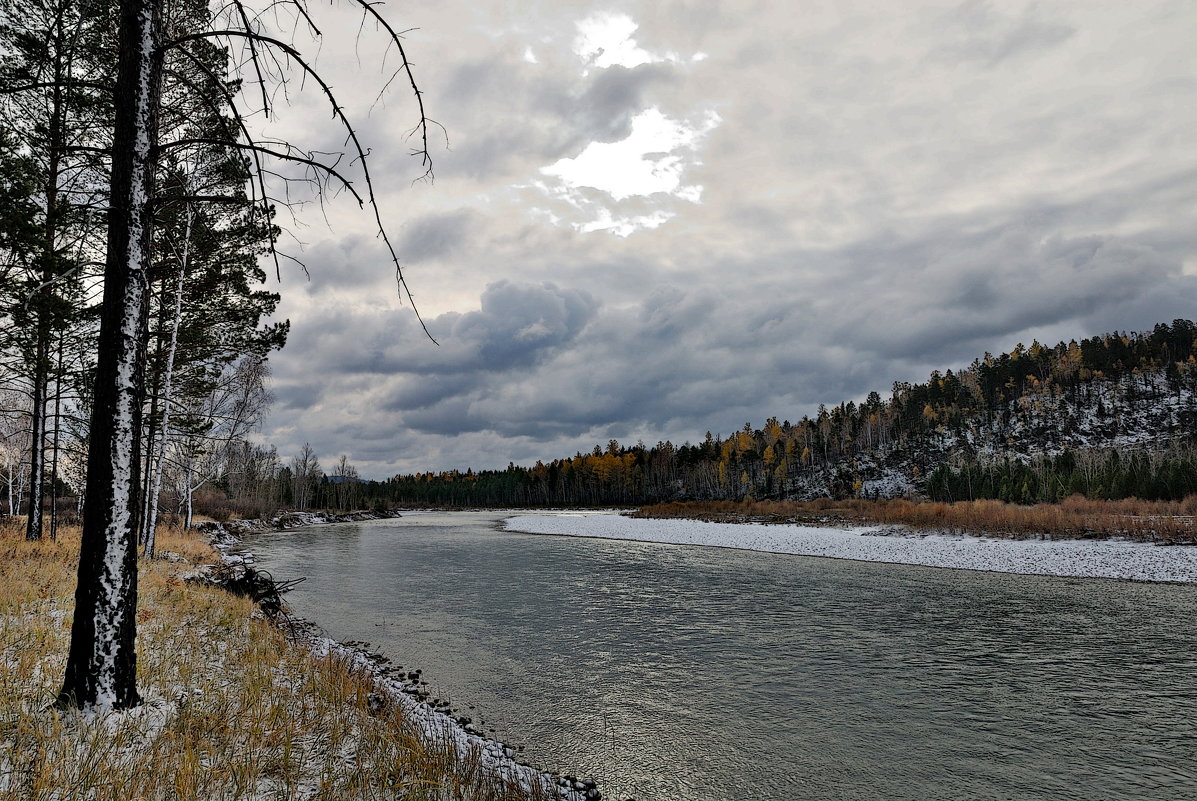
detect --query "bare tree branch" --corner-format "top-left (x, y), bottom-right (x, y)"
top-left (163, 16), bottom-right (438, 342)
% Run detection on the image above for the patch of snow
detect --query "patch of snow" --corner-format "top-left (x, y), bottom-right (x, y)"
top-left (503, 513), bottom-right (1197, 584)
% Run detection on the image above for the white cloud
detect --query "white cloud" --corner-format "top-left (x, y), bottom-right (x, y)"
top-left (535, 107), bottom-right (719, 234)
top-left (542, 107), bottom-right (710, 200)
top-left (578, 208), bottom-right (674, 237)
top-left (574, 12), bottom-right (667, 70)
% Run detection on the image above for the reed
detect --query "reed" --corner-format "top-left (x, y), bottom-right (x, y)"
top-left (632, 495), bottom-right (1197, 543)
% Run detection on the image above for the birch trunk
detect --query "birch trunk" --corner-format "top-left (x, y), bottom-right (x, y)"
top-left (185, 459), bottom-right (194, 530)
top-left (143, 207), bottom-right (191, 558)
top-left (25, 353), bottom-right (46, 540)
top-left (49, 337), bottom-right (63, 541)
top-left (59, 0), bottom-right (162, 711)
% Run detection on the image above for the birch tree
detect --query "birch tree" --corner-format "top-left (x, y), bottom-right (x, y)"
top-left (138, 0), bottom-right (284, 549)
top-left (167, 355), bottom-right (270, 534)
top-left (0, 389), bottom-right (30, 514)
top-left (140, 157), bottom-right (284, 553)
top-left (290, 441), bottom-right (320, 511)
top-left (332, 453), bottom-right (359, 511)
top-left (0, 134), bottom-right (38, 518)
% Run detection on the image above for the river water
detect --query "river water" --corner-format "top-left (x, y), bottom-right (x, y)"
top-left (246, 511), bottom-right (1197, 801)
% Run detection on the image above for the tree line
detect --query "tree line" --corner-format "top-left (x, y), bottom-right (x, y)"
top-left (368, 321), bottom-right (1197, 508)
top-left (193, 442), bottom-right (371, 521)
top-left (926, 448), bottom-right (1197, 505)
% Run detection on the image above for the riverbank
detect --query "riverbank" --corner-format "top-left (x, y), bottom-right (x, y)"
top-left (503, 512), bottom-right (1197, 583)
top-left (192, 509), bottom-right (402, 568)
top-left (196, 507), bottom-right (403, 537)
top-left (633, 497), bottom-right (1197, 542)
top-left (0, 518), bottom-right (589, 800)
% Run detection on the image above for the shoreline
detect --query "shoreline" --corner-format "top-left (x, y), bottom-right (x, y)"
top-left (4, 520), bottom-right (596, 799)
top-left (200, 511), bottom-right (603, 801)
top-left (502, 512), bottom-right (1197, 584)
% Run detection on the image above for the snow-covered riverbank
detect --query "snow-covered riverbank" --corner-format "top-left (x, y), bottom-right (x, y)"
top-left (503, 513), bottom-right (1197, 583)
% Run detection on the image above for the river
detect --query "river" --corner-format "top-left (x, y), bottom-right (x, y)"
top-left (246, 510), bottom-right (1197, 801)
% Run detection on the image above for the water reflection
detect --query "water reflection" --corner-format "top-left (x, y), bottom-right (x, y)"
top-left (248, 511), bottom-right (1197, 801)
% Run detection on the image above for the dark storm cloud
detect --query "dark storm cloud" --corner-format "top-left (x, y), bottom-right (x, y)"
top-left (564, 63), bottom-right (677, 145)
top-left (396, 210), bottom-right (479, 262)
top-left (269, 206), bottom-right (1197, 474)
top-left (828, 224), bottom-right (1178, 364)
top-left (277, 281), bottom-right (594, 383)
top-left (257, 1), bottom-right (1197, 477)
top-left (386, 43), bottom-right (681, 183)
top-left (464, 280), bottom-right (598, 368)
top-left (272, 278), bottom-right (596, 406)
top-left (275, 382), bottom-right (323, 411)
top-left (382, 374), bottom-right (477, 411)
top-left (279, 235), bottom-right (396, 297)
top-left (492, 218), bottom-right (1194, 440)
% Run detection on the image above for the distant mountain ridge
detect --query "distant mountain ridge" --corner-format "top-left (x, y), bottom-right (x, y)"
top-left (381, 320), bottom-right (1197, 506)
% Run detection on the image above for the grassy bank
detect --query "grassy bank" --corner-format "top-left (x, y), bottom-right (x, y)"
top-left (0, 519), bottom-right (560, 801)
top-left (632, 496), bottom-right (1197, 543)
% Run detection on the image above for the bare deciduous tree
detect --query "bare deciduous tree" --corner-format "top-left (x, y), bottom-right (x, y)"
top-left (290, 441), bottom-right (320, 511)
top-left (332, 453), bottom-right (359, 511)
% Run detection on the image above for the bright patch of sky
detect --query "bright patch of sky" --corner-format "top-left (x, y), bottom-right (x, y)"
top-left (579, 208), bottom-right (673, 237)
top-left (542, 107), bottom-right (717, 201)
top-left (574, 12), bottom-right (672, 69)
top-left (536, 107), bottom-right (719, 236)
top-left (523, 12), bottom-right (719, 236)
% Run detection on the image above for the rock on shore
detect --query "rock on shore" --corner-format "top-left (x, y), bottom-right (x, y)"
top-left (194, 508), bottom-right (403, 538)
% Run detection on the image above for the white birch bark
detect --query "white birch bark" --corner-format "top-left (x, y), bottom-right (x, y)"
top-left (143, 205), bottom-right (192, 557)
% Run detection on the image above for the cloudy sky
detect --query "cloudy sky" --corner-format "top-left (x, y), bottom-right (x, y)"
top-left (253, 0), bottom-right (1197, 478)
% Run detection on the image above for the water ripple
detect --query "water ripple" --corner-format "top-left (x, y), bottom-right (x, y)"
top-left (248, 512), bottom-right (1197, 801)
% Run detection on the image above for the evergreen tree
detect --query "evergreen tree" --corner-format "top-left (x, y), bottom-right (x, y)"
top-left (0, 0), bottom-right (114, 540)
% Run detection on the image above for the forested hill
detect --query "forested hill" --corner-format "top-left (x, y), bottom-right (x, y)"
top-left (378, 320), bottom-right (1197, 507)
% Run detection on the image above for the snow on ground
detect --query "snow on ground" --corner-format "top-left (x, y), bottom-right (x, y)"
top-left (503, 513), bottom-right (1197, 584)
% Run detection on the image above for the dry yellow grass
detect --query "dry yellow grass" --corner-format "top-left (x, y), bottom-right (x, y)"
top-left (634, 496), bottom-right (1197, 543)
top-left (0, 519), bottom-right (560, 801)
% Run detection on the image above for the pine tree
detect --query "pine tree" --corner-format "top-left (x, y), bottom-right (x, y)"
top-left (1, 0), bottom-right (114, 540)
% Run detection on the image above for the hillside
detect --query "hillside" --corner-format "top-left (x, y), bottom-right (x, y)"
top-left (376, 320), bottom-right (1197, 506)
